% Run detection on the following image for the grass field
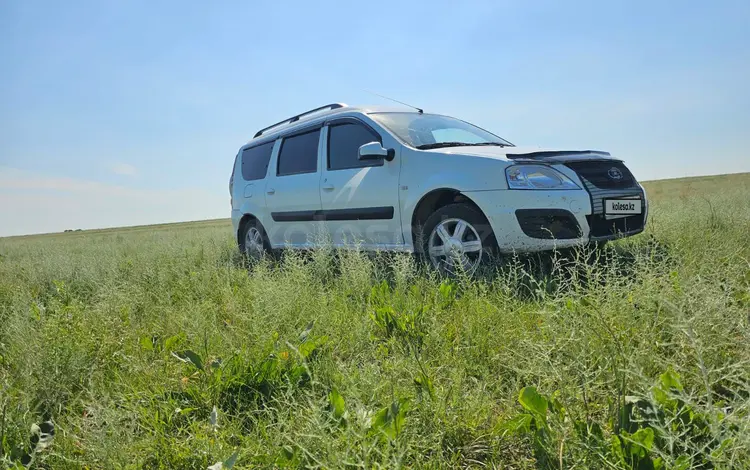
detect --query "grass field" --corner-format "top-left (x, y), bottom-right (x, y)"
top-left (1, 173), bottom-right (749, 469)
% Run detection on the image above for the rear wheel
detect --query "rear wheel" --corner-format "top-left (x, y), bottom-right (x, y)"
top-left (239, 219), bottom-right (269, 261)
top-left (419, 203), bottom-right (497, 275)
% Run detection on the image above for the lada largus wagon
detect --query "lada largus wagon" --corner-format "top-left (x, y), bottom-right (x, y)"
top-left (229, 103), bottom-right (648, 274)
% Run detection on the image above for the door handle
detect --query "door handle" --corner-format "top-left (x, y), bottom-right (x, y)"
top-left (267, 188), bottom-right (275, 195)
top-left (322, 183), bottom-right (335, 191)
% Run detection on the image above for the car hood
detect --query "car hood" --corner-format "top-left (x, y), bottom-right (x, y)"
top-left (424, 145), bottom-right (618, 162)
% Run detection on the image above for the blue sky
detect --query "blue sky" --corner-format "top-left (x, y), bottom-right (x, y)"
top-left (1, 0), bottom-right (748, 236)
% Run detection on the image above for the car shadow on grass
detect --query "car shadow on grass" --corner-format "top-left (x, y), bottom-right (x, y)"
top-left (223, 234), bottom-right (676, 302)
top-left (476, 234), bottom-right (677, 300)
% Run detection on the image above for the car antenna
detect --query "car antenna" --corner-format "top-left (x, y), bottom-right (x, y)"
top-left (364, 90), bottom-right (423, 114)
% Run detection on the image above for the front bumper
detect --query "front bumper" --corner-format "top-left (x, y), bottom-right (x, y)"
top-left (464, 189), bottom-right (591, 253)
top-left (464, 186), bottom-right (647, 253)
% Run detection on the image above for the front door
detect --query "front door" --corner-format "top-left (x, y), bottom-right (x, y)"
top-left (320, 119), bottom-right (402, 248)
top-left (264, 127), bottom-right (324, 247)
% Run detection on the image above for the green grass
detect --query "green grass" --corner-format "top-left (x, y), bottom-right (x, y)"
top-left (1, 173), bottom-right (749, 469)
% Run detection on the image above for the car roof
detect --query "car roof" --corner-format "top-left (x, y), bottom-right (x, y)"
top-left (243, 104), bottom-right (420, 147)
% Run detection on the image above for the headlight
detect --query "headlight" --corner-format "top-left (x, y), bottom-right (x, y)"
top-left (505, 165), bottom-right (581, 190)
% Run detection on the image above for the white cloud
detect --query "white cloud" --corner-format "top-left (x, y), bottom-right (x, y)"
top-left (111, 162), bottom-right (138, 176)
top-left (0, 167), bottom-right (228, 237)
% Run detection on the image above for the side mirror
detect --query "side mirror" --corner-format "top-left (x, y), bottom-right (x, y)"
top-left (358, 142), bottom-right (395, 162)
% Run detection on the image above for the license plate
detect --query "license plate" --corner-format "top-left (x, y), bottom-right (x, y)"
top-left (605, 199), bottom-right (642, 215)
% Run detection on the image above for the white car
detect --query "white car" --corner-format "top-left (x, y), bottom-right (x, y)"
top-left (230, 103), bottom-right (647, 273)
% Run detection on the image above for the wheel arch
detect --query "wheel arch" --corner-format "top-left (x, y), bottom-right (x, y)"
top-left (409, 188), bottom-right (486, 248)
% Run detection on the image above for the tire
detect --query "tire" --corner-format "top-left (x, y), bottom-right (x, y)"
top-left (239, 218), bottom-right (270, 261)
top-left (417, 203), bottom-right (497, 275)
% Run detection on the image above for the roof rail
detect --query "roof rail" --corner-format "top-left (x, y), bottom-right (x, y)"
top-left (253, 103), bottom-right (347, 138)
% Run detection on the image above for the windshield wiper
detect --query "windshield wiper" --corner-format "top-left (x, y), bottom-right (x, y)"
top-left (415, 142), bottom-right (470, 150)
top-left (415, 142), bottom-right (508, 150)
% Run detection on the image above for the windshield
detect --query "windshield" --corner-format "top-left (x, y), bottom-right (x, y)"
top-left (370, 112), bottom-right (513, 149)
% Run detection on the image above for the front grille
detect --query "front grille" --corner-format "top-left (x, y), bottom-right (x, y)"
top-left (587, 213), bottom-right (646, 239)
top-left (561, 160), bottom-right (646, 239)
top-left (516, 209), bottom-right (582, 239)
top-left (564, 160), bottom-right (644, 215)
top-left (565, 161), bottom-right (636, 190)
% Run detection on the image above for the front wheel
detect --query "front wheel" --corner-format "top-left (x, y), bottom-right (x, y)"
top-left (419, 203), bottom-right (497, 276)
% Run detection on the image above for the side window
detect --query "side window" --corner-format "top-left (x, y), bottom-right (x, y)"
top-left (328, 122), bottom-right (382, 171)
top-left (240, 141), bottom-right (274, 181)
top-left (277, 129), bottom-right (320, 176)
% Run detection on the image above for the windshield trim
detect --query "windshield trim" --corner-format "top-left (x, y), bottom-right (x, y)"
top-left (368, 111), bottom-right (514, 149)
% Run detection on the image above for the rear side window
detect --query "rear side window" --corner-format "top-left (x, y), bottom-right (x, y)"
top-left (241, 142), bottom-right (274, 181)
top-left (328, 122), bottom-right (382, 171)
top-left (278, 129), bottom-right (320, 176)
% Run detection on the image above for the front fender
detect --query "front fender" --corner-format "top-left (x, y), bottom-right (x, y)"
top-left (398, 151), bottom-right (509, 249)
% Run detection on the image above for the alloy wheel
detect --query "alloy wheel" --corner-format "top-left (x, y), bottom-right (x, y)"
top-left (244, 226), bottom-right (265, 260)
top-left (427, 218), bottom-right (483, 275)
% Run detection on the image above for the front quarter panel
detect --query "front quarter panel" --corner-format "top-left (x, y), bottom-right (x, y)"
top-left (399, 149), bottom-right (511, 248)
top-left (401, 149), bottom-right (511, 194)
